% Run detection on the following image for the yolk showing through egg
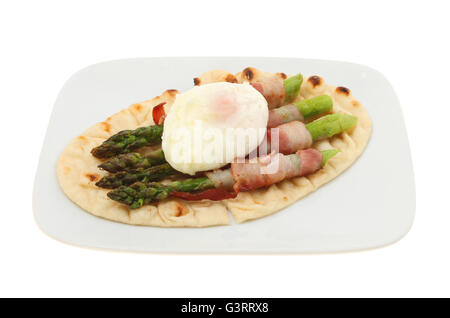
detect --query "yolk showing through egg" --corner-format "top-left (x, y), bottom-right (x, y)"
top-left (210, 90), bottom-right (238, 122)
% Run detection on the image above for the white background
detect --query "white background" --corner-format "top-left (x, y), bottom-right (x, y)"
top-left (1, 0), bottom-right (449, 297)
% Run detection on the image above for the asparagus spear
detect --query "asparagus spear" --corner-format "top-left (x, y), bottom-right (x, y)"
top-left (107, 150), bottom-right (339, 208)
top-left (294, 95), bottom-right (333, 120)
top-left (107, 182), bottom-right (172, 209)
top-left (107, 177), bottom-right (215, 209)
top-left (91, 125), bottom-right (163, 158)
top-left (306, 113), bottom-right (357, 141)
top-left (283, 74), bottom-right (303, 102)
top-left (96, 163), bottom-right (179, 189)
top-left (320, 149), bottom-right (340, 167)
top-left (268, 95), bottom-right (333, 127)
top-left (98, 149), bottom-right (165, 173)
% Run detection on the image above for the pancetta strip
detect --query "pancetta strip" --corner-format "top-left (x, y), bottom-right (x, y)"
top-left (250, 76), bottom-right (285, 109)
top-left (231, 149), bottom-right (323, 192)
top-left (263, 121), bottom-right (313, 155)
top-left (267, 104), bottom-right (303, 128)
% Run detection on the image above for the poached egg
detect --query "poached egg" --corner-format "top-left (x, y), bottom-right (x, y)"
top-left (162, 82), bottom-right (268, 175)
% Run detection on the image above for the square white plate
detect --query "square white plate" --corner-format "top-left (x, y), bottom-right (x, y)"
top-left (33, 57), bottom-right (415, 254)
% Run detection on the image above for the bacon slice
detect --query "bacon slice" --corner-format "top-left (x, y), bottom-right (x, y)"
top-left (267, 104), bottom-right (303, 128)
top-left (171, 189), bottom-right (237, 201)
top-left (297, 147), bottom-right (323, 176)
top-left (250, 76), bottom-right (285, 109)
top-left (231, 149), bottom-right (322, 193)
top-left (275, 121), bottom-right (313, 154)
top-left (260, 121), bottom-right (312, 155)
top-left (152, 102), bottom-right (166, 125)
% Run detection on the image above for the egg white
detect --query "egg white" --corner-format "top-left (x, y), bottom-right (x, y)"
top-left (162, 82), bottom-right (268, 175)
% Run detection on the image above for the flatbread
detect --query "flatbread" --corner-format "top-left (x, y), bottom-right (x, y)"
top-left (57, 67), bottom-right (372, 226)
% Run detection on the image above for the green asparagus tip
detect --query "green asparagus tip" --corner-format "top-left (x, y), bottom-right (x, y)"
top-left (107, 182), bottom-right (171, 209)
top-left (306, 113), bottom-right (358, 141)
top-left (294, 94), bottom-right (333, 119)
top-left (340, 113), bottom-right (358, 130)
top-left (320, 149), bottom-right (340, 167)
top-left (91, 125), bottom-right (163, 159)
top-left (283, 73), bottom-right (303, 102)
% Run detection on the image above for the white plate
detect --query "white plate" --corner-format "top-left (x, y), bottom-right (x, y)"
top-left (33, 57), bottom-right (415, 254)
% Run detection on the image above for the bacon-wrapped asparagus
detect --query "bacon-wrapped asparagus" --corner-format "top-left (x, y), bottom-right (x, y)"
top-left (107, 149), bottom-right (339, 208)
top-left (262, 113), bottom-right (357, 155)
top-left (267, 95), bottom-right (333, 128)
top-left (231, 149), bottom-right (339, 192)
top-left (250, 74), bottom-right (303, 109)
top-left (206, 148), bottom-right (338, 193)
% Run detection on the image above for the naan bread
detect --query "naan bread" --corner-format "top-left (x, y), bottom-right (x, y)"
top-left (57, 68), bottom-right (372, 226)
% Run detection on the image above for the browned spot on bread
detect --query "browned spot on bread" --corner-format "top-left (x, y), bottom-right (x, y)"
top-left (131, 103), bottom-right (143, 112)
top-left (101, 121), bottom-right (111, 133)
top-left (77, 136), bottom-right (88, 142)
top-left (308, 76), bottom-right (322, 87)
top-left (174, 202), bottom-right (189, 217)
top-left (63, 166), bottom-right (71, 174)
top-left (351, 100), bottom-right (361, 107)
top-left (336, 86), bottom-right (350, 96)
top-left (85, 173), bottom-right (99, 182)
top-left (276, 72), bottom-right (287, 80)
top-left (194, 77), bottom-right (201, 86)
top-left (283, 196), bottom-right (288, 201)
top-left (166, 89), bottom-right (178, 96)
top-left (225, 74), bottom-right (238, 83)
top-left (243, 67), bottom-right (254, 81)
